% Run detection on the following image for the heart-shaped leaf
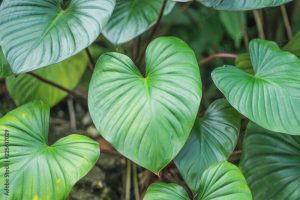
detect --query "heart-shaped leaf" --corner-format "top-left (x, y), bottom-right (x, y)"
top-left (0, 0), bottom-right (115, 74)
top-left (175, 99), bottom-right (240, 193)
top-left (197, 0), bottom-right (292, 10)
top-left (144, 162), bottom-right (252, 200)
top-left (103, 0), bottom-right (175, 45)
top-left (240, 122), bottom-right (300, 200)
top-left (6, 52), bottom-right (87, 107)
top-left (88, 37), bottom-right (201, 173)
top-left (0, 101), bottom-right (100, 199)
top-left (0, 47), bottom-right (12, 78)
top-left (144, 183), bottom-right (190, 200)
top-left (212, 39), bottom-right (300, 135)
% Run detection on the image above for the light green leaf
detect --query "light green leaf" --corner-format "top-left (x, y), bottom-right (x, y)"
top-left (144, 162), bottom-right (252, 200)
top-left (88, 37), bottom-right (201, 173)
top-left (0, 47), bottom-right (12, 78)
top-left (212, 39), bottom-right (300, 135)
top-left (235, 53), bottom-right (253, 74)
top-left (175, 99), bottom-right (240, 193)
top-left (283, 30), bottom-right (300, 57)
top-left (240, 122), bottom-right (300, 200)
top-left (219, 11), bottom-right (245, 47)
top-left (196, 162), bottom-right (252, 200)
top-left (6, 52), bottom-right (87, 107)
top-left (0, 101), bottom-right (100, 200)
top-left (0, 0), bottom-right (115, 74)
top-left (144, 183), bottom-right (190, 200)
top-left (103, 0), bottom-right (175, 45)
top-left (197, 0), bottom-right (292, 11)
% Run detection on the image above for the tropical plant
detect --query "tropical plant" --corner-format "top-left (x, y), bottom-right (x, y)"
top-left (0, 0), bottom-right (299, 199)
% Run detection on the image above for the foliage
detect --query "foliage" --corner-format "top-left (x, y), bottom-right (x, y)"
top-left (0, 0), bottom-right (299, 199)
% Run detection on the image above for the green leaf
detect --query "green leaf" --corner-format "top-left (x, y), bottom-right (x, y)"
top-left (0, 0), bottom-right (115, 74)
top-left (6, 52), bottom-right (87, 107)
top-left (212, 39), bottom-right (300, 135)
top-left (144, 183), bottom-right (190, 200)
top-left (283, 30), bottom-right (300, 58)
top-left (0, 101), bottom-right (100, 199)
top-left (219, 11), bottom-right (245, 48)
top-left (144, 162), bottom-right (252, 200)
top-left (240, 122), bottom-right (300, 200)
top-left (0, 47), bottom-right (12, 78)
top-left (175, 99), bottom-right (240, 193)
top-left (235, 53), bottom-right (254, 74)
top-left (197, 0), bottom-right (292, 11)
top-left (103, 0), bottom-right (175, 45)
top-left (88, 37), bottom-right (201, 173)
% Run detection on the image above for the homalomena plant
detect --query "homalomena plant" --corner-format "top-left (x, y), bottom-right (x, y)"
top-left (0, 0), bottom-right (299, 199)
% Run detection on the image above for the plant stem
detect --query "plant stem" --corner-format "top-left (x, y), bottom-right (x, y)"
top-left (67, 98), bottom-right (77, 130)
top-left (280, 5), bottom-right (293, 40)
top-left (199, 53), bottom-right (238, 66)
top-left (85, 47), bottom-right (95, 71)
top-left (149, 0), bottom-right (168, 41)
top-left (137, 0), bottom-right (168, 67)
top-left (27, 72), bottom-right (87, 99)
top-left (253, 10), bottom-right (266, 39)
top-left (133, 163), bottom-right (140, 200)
top-left (241, 13), bottom-right (249, 48)
top-left (125, 160), bottom-right (132, 200)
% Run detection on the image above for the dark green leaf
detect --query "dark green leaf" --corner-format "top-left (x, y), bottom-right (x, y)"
top-left (240, 122), bottom-right (300, 200)
top-left (175, 99), bottom-right (240, 193)
top-left (0, 47), bottom-right (12, 78)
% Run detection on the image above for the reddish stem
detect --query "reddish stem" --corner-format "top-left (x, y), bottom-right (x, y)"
top-left (199, 53), bottom-right (238, 66)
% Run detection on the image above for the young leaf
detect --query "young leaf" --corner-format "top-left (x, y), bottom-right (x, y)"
top-left (0, 0), bottom-right (115, 74)
top-left (6, 52), bottom-right (87, 107)
top-left (212, 39), bottom-right (300, 135)
top-left (88, 37), bottom-right (202, 173)
top-left (144, 162), bottom-right (252, 200)
top-left (175, 99), bottom-right (240, 193)
top-left (144, 183), bottom-right (190, 200)
top-left (103, 0), bottom-right (175, 45)
top-left (240, 122), bottom-right (300, 200)
top-left (198, 0), bottom-right (292, 11)
top-left (0, 101), bottom-right (100, 199)
top-left (283, 30), bottom-right (300, 58)
top-left (0, 48), bottom-right (12, 78)
top-left (219, 11), bottom-right (245, 48)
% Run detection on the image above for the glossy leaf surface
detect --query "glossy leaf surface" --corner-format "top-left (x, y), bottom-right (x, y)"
top-left (103, 0), bottom-right (175, 44)
top-left (212, 39), bottom-right (300, 135)
top-left (198, 0), bottom-right (292, 11)
top-left (144, 162), bottom-right (252, 200)
top-left (88, 37), bottom-right (201, 173)
top-left (6, 53), bottom-right (87, 107)
top-left (0, 101), bottom-right (100, 199)
top-left (144, 183), bottom-right (190, 200)
top-left (175, 99), bottom-right (240, 193)
top-left (240, 122), bottom-right (300, 200)
top-left (0, 0), bottom-right (115, 73)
